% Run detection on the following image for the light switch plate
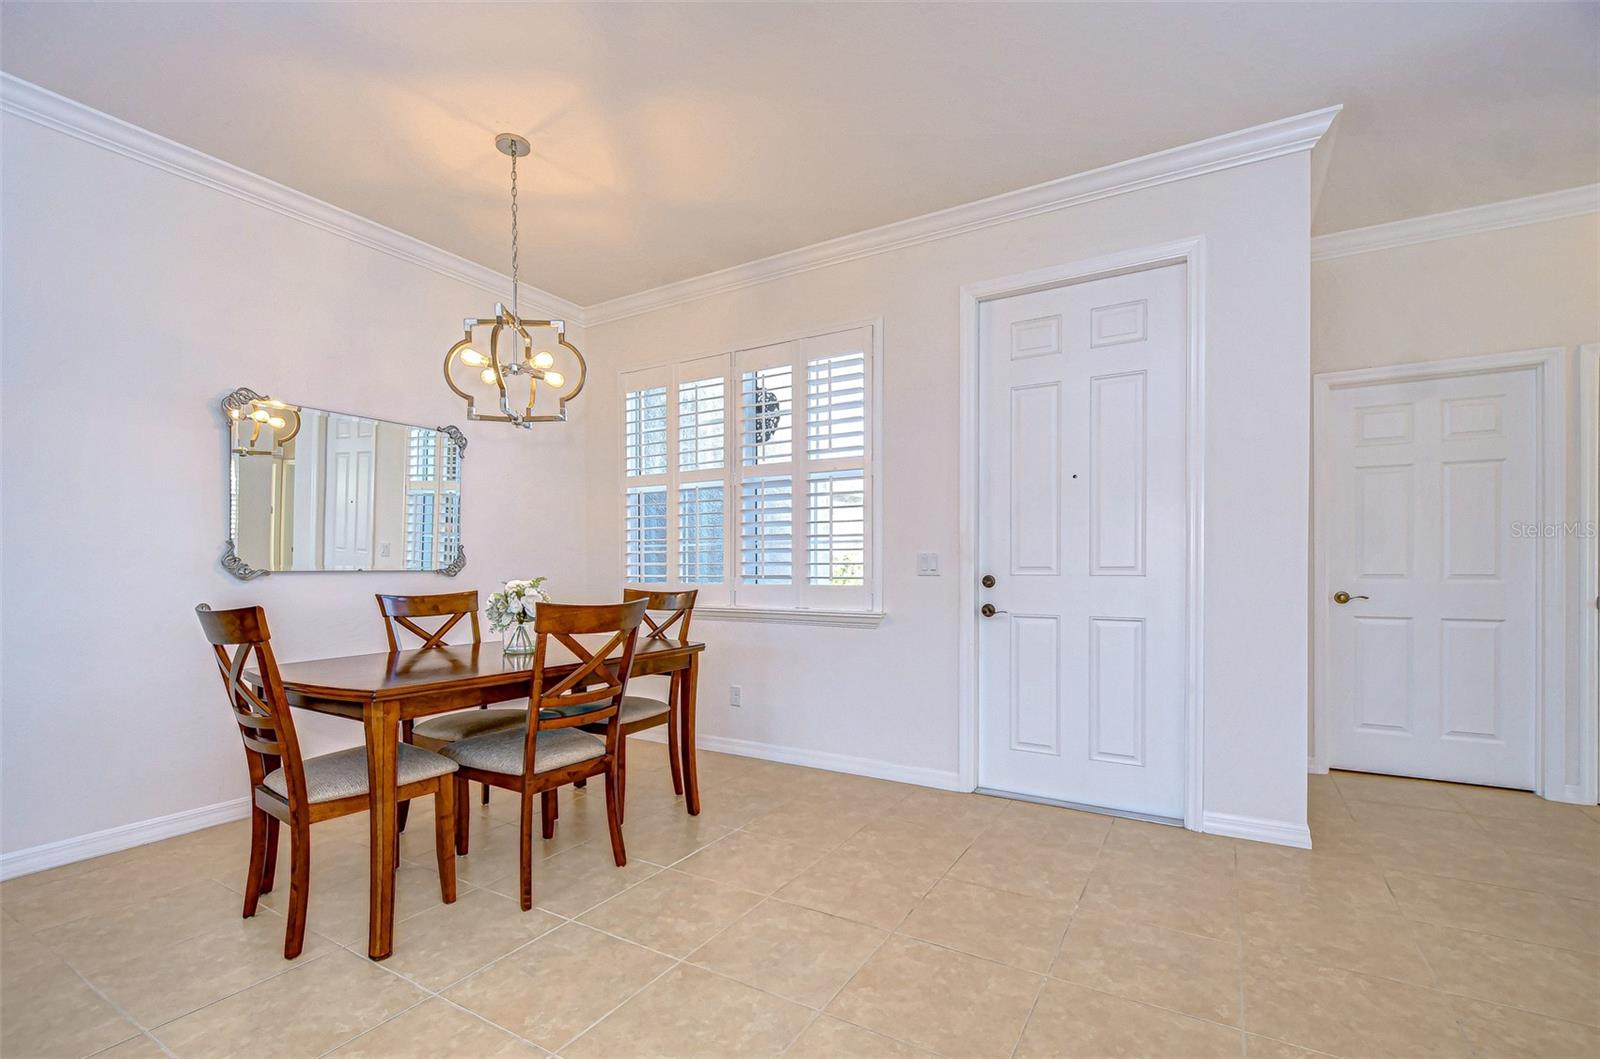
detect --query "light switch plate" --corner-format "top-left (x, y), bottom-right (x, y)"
top-left (917, 552), bottom-right (940, 576)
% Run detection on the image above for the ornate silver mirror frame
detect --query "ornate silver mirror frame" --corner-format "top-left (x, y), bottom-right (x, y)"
top-left (219, 386), bottom-right (468, 581)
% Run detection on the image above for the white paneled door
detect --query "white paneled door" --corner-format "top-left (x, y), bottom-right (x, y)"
top-left (977, 263), bottom-right (1187, 818)
top-left (324, 413), bottom-right (376, 570)
top-left (1322, 370), bottom-right (1539, 788)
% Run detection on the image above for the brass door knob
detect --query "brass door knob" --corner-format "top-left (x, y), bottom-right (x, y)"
top-left (981, 603), bottom-right (998, 617)
top-left (1333, 591), bottom-right (1370, 605)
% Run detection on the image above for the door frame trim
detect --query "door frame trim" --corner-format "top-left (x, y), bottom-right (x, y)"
top-left (957, 237), bottom-right (1208, 831)
top-left (1577, 344), bottom-right (1598, 806)
top-left (1310, 347), bottom-right (1576, 800)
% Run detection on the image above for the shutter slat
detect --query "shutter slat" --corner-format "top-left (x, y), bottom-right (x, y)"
top-left (741, 366), bottom-right (794, 466)
top-left (807, 469), bottom-right (866, 586)
top-left (624, 486), bottom-right (668, 583)
top-left (625, 386), bottom-right (669, 478)
top-left (806, 352), bottom-right (867, 459)
top-left (678, 376), bottom-right (726, 472)
top-left (739, 474), bottom-right (793, 585)
top-left (678, 483), bottom-right (725, 584)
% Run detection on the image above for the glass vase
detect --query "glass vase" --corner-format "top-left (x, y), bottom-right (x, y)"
top-left (502, 621), bottom-right (534, 655)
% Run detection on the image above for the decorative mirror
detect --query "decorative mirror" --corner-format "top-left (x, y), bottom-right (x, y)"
top-left (220, 387), bottom-right (466, 580)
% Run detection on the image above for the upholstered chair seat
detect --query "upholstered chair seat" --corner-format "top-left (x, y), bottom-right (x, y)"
top-left (412, 708), bottom-right (524, 744)
top-left (263, 743), bottom-right (457, 804)
top-left (441, 726), bottom-right (604, 776)
top-left (619, 695), bottom-right (670, 724)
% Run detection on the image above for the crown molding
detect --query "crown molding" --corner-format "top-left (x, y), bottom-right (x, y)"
top-left (3, 71), bottom-right (1348, 328)
top-left (1311, 184), bottom-right (1600, 262)
top-left (0, 72), bottom-right (585, 323)
top-left (583, 105), bottom-right (1341, 325)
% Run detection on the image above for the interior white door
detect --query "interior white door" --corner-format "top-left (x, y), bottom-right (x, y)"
top-left (977, 262), bottom-right (1187, 819)
top-left (1322, 370), bottom-right (1539, 788)
top-left (324, 413), bottom-right (376, 570)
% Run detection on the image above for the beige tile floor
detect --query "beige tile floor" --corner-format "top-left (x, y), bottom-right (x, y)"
top-left (3, 745), bottom-right (1598, 1058)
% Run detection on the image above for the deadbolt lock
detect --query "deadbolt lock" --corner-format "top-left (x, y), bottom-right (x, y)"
top-left (981, 574), bottom-right (996, 588)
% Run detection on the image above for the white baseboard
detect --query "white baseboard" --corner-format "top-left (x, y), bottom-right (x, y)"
top-left (1201, 810), bottom-right (1313, 849)
top-left (1549, 784), bottom-right (1600, 807)
top-left (0, 796), bottom-right (251, 882)
top-left (632, 730), bottom-right (968, 793)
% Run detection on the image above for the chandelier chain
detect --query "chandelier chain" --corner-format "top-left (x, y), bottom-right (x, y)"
top-left (509, 150), bottom-right (519, 317)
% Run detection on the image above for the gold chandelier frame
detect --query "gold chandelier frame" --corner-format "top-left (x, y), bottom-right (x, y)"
top-left (442, 304), bottom-right (587, 426)
top-left (441, 133), bottom-right (588, 429)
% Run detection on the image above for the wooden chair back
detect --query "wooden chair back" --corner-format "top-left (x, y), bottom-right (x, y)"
top-left (376, 591), bottom-right (481, 651)
top-left (195, 604), bottom-right (308, 810)
top-left (622, 588), bottom-right (698, 644)
top-left (523, 600), bottom-right (649, 768)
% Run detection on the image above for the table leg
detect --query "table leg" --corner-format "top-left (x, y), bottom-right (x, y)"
top-left (679, 655), bottom-right (700, 816)
top-left (364, 698), bottom-right (400, 960)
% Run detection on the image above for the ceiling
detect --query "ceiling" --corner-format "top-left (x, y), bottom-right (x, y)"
top-left (3, 3), bottom-right (1595, 305)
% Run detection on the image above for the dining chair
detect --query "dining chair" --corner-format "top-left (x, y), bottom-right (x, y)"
top-left (579, 588), bottom-right (698, 824)
top-left (196, 603), bottom-right (459, 959)
top-left (440, 599), bottom-right (647, 911)
top-left (376, 591), bottom-right (523, 823)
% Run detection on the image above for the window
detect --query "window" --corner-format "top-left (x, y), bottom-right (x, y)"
top-left (620, 326), bottom-right (877, 615)
top-left (405, 428), bottom-right (462, 570)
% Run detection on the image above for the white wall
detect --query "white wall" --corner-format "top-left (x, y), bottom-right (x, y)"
top-left (1309, 212), bottom-right (1600, 788)
top-left (0, 112), bottom-right (597, 861)
top-left (586, 152), bottom-right (1315, 841)
top-left (1312, 214), bottom-right (1599, 374)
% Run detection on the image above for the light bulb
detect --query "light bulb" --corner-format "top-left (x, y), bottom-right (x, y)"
top-left (532, 350), bottom-right (555, 369)
top-left (543, 370), bottom-right (565, 388)
top-left (251, 408), bottom-right (270, 422)
top-left (267, 415), bottom-right (287, 429)
top-left (479, 367), bottom-right (499, 385)
top-left (460, 350), bottom-right (488, 367)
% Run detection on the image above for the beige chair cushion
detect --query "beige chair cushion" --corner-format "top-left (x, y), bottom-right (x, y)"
top-left (262, 743), bottom-right (456, 804)
top-left (441, 726), bottom-right (604, 776)
top-left (413, 708), bottom-right (525, 743)
top-left (620, 695), bottom-right (671, 724)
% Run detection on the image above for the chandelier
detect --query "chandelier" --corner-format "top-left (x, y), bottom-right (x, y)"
top-left (224, 390), bottom-right (301, 455)
top-left (443, 133), bottom-right (586, 427)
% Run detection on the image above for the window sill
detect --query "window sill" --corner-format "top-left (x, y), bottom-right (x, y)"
top-left (695, 606), bottom-right (886, 629)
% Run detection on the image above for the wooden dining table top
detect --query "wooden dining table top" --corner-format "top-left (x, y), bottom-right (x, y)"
top-left (266, 637), bottom-right (706, 704)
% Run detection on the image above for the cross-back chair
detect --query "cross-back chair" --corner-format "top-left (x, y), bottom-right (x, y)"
top-left (439, 599), bottom-right (647, 911)
top-left (376, 591), bottom-right (524, 822)
top-left (578, 589), bottom-right (698, 823)
top-left (196, 604), bottom-right (458, 959)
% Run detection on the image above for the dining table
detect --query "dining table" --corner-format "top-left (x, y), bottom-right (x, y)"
top-left (256, 635), bottom-right (704, 960)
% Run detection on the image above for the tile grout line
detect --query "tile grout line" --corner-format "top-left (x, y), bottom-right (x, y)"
top-left (25, 760), bottom-right (1594, 1059)
top-left (812, 800), bottom-right (1012, 1058)
top-left (1232, 841), bottom-right (1247, 1059)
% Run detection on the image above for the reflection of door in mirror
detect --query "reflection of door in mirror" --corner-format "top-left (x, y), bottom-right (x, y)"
top-left (324, 414), bottom-right (376, 570)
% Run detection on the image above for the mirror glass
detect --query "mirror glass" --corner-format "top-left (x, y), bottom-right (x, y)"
top-left (227, 396), bottom-right (463, 573)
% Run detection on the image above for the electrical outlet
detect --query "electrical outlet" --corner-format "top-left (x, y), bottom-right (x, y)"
top-left (917, 551), bottom-right (941, 576)
top-left (730, 685), bottom-right (742, 708)
top-left (379, 542), bottom-right (392, 558)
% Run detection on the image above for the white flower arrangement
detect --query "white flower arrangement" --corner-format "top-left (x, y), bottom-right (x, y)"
top-left (486, 577), bottom-right (551, 632)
